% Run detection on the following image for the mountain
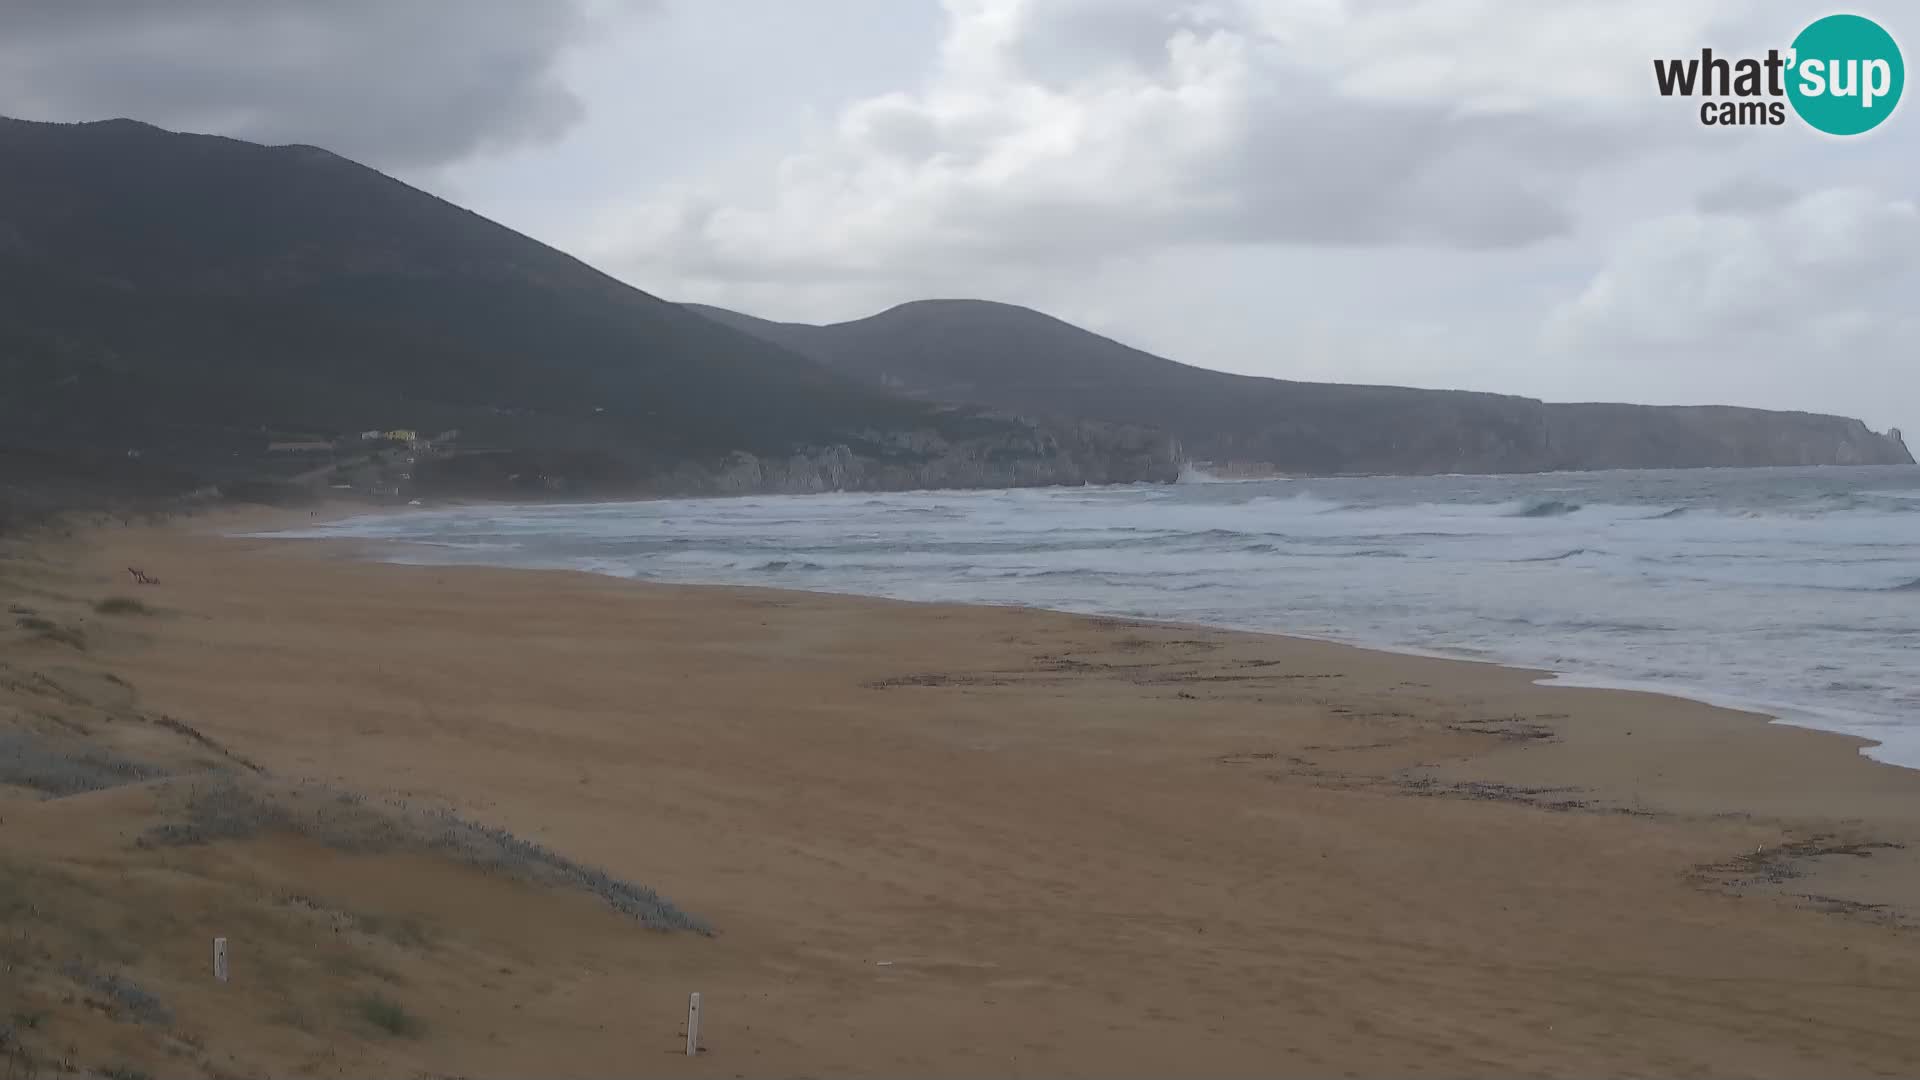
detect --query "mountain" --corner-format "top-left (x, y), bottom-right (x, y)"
top-left (0, 117), bottom-right (1177, 506)
top-left (686, 300), bottom-right (1914, 475)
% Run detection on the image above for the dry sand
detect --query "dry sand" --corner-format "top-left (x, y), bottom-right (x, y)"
top-left (5, 508), bottom-right (1920, 1077)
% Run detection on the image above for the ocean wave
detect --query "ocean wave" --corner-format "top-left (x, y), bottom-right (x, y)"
top-left (753, 560), bottom-right (826, 572)
top-left (1809, 493), bottom-right (1920, 513)
top-left (1639, 570), bottom-right (1920, 594)
top-left (1001, 568), bottom-right (1113, 580)
top-left (1512, 548), bottom-right (1592, 563)
top-left (397, 539), bottom-right (522, 551)
top-left (1796, 576), bottom-right (1920, 594)
top-left (1311, 496), bottom-right (1917, 522)
top-left (1325, 498), bottom-right (1610, 519)
top-left (1511, 499), bottom-right (1582, 518)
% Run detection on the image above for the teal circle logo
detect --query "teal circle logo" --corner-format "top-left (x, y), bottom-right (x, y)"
top-left (1787, 14), bottom-right (1904, 135)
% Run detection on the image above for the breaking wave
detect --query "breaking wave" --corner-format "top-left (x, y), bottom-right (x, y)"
top-left (1512, 499), bottom-right (1582, 518)
top-left (1513, 548), bottom-right (1592, 563)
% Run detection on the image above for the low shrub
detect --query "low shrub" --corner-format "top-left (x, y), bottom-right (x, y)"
top-left (14, 616), bottom-right (85, 649)
top-left (94, 596), bottom-right (154, 616)
top-left (61, 962), bottom-right (172, 1026)
top-left (355, 993), bottom-right (423, 1037)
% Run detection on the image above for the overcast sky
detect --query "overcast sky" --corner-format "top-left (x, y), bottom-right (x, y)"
top-left (3, 0), bottom-right (1913, 433)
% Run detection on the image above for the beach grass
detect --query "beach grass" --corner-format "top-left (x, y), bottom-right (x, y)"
top-left (0, 731), bottom-right (170, 797)
top-left (140, 776), bottom-right (709, 932)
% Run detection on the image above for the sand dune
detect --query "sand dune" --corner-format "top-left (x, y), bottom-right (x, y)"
top-left (4, 510), bottom-right (1920, 1077)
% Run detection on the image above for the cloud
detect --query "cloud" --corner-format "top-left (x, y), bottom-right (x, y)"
top-left (597, 0), bottom-right (1742, 287)
top-left (1693, 175), bottom-right (1802, 216)
top-left (0, 1), bottom-right (637, 168)
top-left (1544, 185), bottom-right (1920, 424)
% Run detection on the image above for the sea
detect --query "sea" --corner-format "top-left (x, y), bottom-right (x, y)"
top-left (257, 465), bottom-right (1920, 768)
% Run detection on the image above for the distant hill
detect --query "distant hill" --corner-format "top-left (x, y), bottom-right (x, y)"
top-left (0, 117), bottom-right (1176, 505)
top-left (687, 300), bottom-right (1913, 474)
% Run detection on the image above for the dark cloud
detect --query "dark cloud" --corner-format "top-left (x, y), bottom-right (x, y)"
top-left (0, 1), bottom-right (635, 167)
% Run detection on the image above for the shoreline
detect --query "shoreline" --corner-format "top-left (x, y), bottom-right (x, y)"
top-left (146, 507), bottom-right (1920, 877)
top-left (1536, 669), bottom-right (1910, 768)
top-left (240, 499), bottom-right (1917, 774)
top-left (11, 510), bottom-right (1920, 1075)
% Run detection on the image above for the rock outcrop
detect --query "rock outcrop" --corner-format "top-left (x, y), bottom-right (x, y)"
top-left (692, 420), bottom-right (1180, 495)
top-left (416, 417), bottom-right (1182, 498)
top-left (1538, 405), bottom-right (1910, 471)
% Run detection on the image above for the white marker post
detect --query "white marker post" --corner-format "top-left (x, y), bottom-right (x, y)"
top-left (686, 992), bottom-right (702, 1056)
top-left (213, 937), bottom-right (229, 983)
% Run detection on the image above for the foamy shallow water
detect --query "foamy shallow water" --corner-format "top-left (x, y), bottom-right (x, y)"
top-left (256, 466), bottom-right (1920, 768)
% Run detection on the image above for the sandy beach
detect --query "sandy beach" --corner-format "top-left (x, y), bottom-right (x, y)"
top-left (6, 509), bottom-right (1920, 1077)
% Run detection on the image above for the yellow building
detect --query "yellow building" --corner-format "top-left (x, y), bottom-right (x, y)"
top-left (383, 429), bottom-right (418, 442)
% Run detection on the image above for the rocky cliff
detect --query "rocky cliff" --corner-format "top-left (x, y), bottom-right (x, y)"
top-left (413, 416), bottom-right (1181, 498)
top-left (688, 300), bottom-right (1914, 475)
top-left (1541, 405), bottom-right (1909, 471)
top-left (676, 419), bottom-right (1181, 494)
